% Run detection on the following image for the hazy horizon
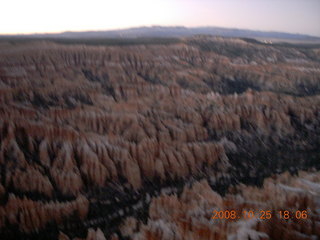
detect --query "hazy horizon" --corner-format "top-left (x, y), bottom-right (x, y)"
top-left (2, 25), bottom-right (320, 38)
top-left (1, 0), bottom-right (320, 37)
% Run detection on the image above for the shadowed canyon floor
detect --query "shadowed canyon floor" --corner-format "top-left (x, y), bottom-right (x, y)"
top-left (0, 37), bottom-right (319, 240)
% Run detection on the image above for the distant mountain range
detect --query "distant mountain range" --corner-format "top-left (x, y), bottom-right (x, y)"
top-left (1, 26), bottom-right (320, 41)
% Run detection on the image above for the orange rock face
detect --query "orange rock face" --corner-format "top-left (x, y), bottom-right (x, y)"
top-left (0, 37), bottom-right (319, 239)
top-left (0, 194), bottom-right (89, 233)
top-left (127, 171), bottom-right (320, 240)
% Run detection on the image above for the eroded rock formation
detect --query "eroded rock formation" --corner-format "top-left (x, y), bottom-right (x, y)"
top-left (125, 171), bottom-right (320, 240)
top-left (0, 37), bottom-right (319, 239)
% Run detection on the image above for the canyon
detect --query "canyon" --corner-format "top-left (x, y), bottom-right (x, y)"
top-left (0, 36), bottom-right (319, 239)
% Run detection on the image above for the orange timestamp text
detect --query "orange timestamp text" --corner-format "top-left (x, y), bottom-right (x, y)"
top-left (211, 210), bottom-right (308, 220)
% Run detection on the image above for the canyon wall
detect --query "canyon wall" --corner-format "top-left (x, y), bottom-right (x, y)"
top-left (0, 37), bottom-right (319, 239)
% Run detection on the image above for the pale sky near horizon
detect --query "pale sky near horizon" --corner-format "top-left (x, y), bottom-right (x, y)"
top-left (1, 0), bottom-right (319, 37)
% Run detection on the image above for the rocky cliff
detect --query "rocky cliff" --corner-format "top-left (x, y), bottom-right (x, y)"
top-left (0, 37), bottom-right (319, 239)
top-left (121, 170), bottom-right (320, 240)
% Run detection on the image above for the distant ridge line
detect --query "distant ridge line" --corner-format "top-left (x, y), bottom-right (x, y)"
top-left (1, 26), bottom-right (320, 42)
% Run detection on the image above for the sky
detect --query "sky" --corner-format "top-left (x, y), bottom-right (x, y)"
top-left (1, 0), bottom-right (320, 37)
